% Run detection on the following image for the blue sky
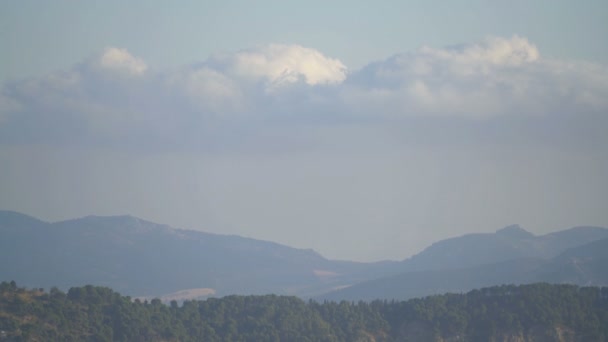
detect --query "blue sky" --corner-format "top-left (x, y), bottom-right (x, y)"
top-left (1, 1), bottom-right (607, 261)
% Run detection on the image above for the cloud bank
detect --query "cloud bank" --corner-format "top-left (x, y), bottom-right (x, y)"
top-left (0, 36), bottom-right (606, 149)
top-left (1, 36), bottom-right (607, 261)
top-left (344, 36), bottom-right (607, 118)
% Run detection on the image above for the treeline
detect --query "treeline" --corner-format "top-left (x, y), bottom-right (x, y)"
top-left (1, 281), bottom-right (607, 341)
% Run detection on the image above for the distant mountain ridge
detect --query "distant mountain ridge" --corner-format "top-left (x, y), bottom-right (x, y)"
top-left (321, 225), bottom-right (608, 301)
top-left (1, 210), bottom-right (606, 301)
top-left (0, 210), bottom-right (397, 298)
top-left (400, 224), bottom-right (608, 272)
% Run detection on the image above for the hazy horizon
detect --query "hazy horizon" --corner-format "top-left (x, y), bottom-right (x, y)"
top-left (1, 1), bottom-right (607, 262)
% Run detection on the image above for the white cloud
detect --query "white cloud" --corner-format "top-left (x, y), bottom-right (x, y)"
top-left (0, 38), bottom-right (606, 147)
top-left (212, 44), bottom-right (347, 89)
top-left (343, 36), bottom-right (607, 118)
top-left (173, 66), bottom-right (245, 114)
top-left (419, 35), bottom-right (540, 69)
top-left (97, 47), bottom-right (148, 75)
top-left (166, 44), bottom-right (348, 116)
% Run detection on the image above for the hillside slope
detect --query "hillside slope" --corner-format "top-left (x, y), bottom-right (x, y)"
top-left (0, 211), bottom-right (396, 297)
top-left (322, 234), bottom-right (608, 301)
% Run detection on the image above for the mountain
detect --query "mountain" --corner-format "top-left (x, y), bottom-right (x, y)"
top-left (400, 224), bottom-right (608, 272)
top-left (0, 210), bottom-right (397, 298)
top-left (320, 258), bottom-right (545, 301)
top-left (533, 237), bottom-right (608, 285)
top-left (321, 227), bottom-right (608, 301)
top-left (2, 210), bottom-right (607, 301)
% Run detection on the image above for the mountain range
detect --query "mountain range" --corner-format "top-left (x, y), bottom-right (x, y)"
top-left (1, 210), bottom-right (606, 301)
top-left (0, 210), bottom-right (397, 298)
top-left (321, 225), bottom-right (608, 300)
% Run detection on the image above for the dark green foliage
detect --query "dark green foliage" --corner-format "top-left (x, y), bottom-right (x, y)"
top-left (0, 281), bottom-right (606, 341)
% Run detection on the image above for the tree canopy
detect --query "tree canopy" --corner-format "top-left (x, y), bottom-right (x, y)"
top-left (1, 281), bottom-right (607, 341)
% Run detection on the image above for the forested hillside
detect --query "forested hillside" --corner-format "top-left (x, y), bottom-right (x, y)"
top-left (1, 281), bottom-right (607, 341)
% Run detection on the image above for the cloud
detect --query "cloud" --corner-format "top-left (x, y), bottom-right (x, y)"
top-left (0, 37), bottom-right (606, 148)
top-left (171, 66), bottom-right (245, 115)
top-left (420, 35), bottom-right (540, 69)
top-left (343, 36), bottom-right (607, 118)
top-left (0, 91), bottom-right (22, 123)
top-left (212, 44), bottom-right (347, 88)
top-left (95, 47), bottom-right (148, 76)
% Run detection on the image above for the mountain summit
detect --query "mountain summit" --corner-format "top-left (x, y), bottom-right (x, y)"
top-left (495, 224), bottom-right (535, 239)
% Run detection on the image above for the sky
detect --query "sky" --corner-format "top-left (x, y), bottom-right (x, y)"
top-left (1, 1), bottom-right (607, 261)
